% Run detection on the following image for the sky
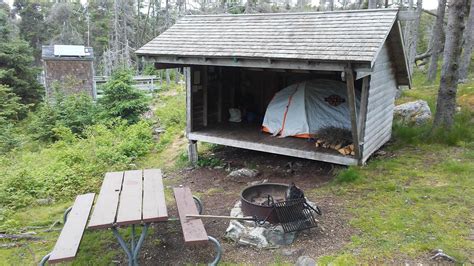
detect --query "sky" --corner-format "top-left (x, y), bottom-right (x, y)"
top-left (4, 0), bottom-right (440, 9)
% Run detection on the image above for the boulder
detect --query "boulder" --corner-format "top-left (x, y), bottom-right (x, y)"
top-left (393, 100), bottom-right (432, 125)
top-left (295, 256), bottom-right (316, 266)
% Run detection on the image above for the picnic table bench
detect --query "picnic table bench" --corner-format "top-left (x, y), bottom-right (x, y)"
top-left (39, 193), bottom-right (95, 265)
top-left (39, 169), bottom-right (221, 266)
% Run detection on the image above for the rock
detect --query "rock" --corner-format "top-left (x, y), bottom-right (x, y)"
top-left (393, 100), bottom-right (432, 125)
top-left (36, 198), bottom-right (54, 206)
top-left (226, 200), bottom-right (297, 248)
top-left (228, 168), bottom-right (259, 178)
top-left (153, 127), bottom-right (165, 135)
top-left (281, 248), bottom-right (303, 257)
top-left (238, 227), bottom-right (268, 248)
top-left (295, 256), bottom-right (316, 266)
top-left (264, 225), bottom-right (297, 246)
top-left (225, 220), bottom-right (245, 242)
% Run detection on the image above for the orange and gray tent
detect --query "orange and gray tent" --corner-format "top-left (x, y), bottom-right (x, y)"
top-left (262, 79), bottom-right (360, 138)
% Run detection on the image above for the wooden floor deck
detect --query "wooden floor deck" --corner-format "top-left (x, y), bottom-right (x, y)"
top-left (188, 123), bottom-right (357, 165)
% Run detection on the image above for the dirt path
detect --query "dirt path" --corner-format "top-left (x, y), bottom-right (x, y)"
top-left (140, 147), bottom-right (356, 265)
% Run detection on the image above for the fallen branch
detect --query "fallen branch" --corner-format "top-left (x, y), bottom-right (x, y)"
top-left (0, 233), bottom-right (42, 241)
top-left (415, 49), bottom-right (432, 61)
top-left (0, 243), bottom-right (25, 249)
top-left (422, 9), bottom-right (448, 24)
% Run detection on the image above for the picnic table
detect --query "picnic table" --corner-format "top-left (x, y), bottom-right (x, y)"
top-left (87, 169), bottom-right (168, 265)
top-left (40, 169), bottom-right (221, 266)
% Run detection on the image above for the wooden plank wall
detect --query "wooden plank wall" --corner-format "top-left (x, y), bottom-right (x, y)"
top-left (362, 43), bottom-right (398, 162)
top-left (191, 66), bottom-right (205, 130)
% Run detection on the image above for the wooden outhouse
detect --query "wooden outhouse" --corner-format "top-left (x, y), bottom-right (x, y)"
top-left (42, 45), bottom-right (95, 99)
top-left (137, 9), bottom-right (411, 165)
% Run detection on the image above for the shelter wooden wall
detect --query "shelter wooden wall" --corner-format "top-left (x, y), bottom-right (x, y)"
top-left (362, 44), bottom-right (398, 162)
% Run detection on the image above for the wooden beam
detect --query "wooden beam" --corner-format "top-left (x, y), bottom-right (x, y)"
top-left (154, 62), bottom-right (190, 70)
top-left (345, 65), bottom-right (361, 163)
top-left (144, 55), bottom-right (372, 73)
top-left (185, 67), bottom-right (192, 135)
top-left (202, 66), bottom-right (208, 127)
top-left (357, 76), bottom-right (370, 160)
top-left (358, 76), bottom-right (369, 139)
top-left (217, 67), bottom-right (223, 123)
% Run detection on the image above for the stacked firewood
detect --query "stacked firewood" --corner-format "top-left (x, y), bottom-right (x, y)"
top-left (315, 140), bottom-right (355, 156)
top-left (315, 126), bottom-right (355, 156)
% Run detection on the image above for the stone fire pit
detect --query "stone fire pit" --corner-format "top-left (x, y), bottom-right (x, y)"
top-left (224, 199), bottom-right (319, 249)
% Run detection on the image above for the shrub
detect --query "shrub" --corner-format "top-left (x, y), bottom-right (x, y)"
top-left (28, 93), bottom-right (99, 141)
top-left (0, 84), bottom-right (28, 121)
top-left (99, 69), bottom-right (150, 124)
top-left (0, 120), bottom-right (153, 210)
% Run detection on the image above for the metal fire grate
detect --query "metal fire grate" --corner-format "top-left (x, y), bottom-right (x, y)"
top-left (273, 198), bottom-right (319, 233)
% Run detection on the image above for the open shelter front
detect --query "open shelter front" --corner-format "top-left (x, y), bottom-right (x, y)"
top-left (137, 9), bottom-right (411, 165)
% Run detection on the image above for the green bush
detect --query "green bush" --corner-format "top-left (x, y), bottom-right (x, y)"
top-left (0, 120), bottom-right (153, 210)
top-left (0, 121), bottom-right (21, 153)
top-left (99, 69), bottom-right (150, 124)
top-left (28, 93), bottom-right (99, 141)
top-left (0, 84), bottom-right (27, 121)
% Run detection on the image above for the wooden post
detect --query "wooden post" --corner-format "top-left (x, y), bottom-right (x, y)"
top-left (185, 67), bottom-right (198, 165)
top-left (217, 67), bottom-right (223, 123)
top-left (203, 66), bottom-right (208, 127)
top-left (188, 140), bottom-right (198, 164)
top-left (185, 67), bottom-right (192, 135)
top-left (358, 76), bottom-right (369, 144)
top-left (345, 65), bottom-right (361, 163)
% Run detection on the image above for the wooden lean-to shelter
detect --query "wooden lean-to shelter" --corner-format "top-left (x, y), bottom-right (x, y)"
top-left (137, 9), bottom-right (411, 166)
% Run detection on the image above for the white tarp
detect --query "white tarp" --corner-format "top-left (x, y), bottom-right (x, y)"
top-left (262, 79), bottom-right (360, 138)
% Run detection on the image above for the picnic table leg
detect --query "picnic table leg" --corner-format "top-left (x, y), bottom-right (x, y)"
top-left (132, 224), bottom-right (149, 265)
top-left (112, 227), bottom-right (134, 266)
top-left (39, 252), bottom-right (51, 266)
top-left (131, 225), bottom-right (136, 254)
top-left (208, 236), bottom-right (222, 266)
top-left (112, 224), bottom-right (149, 266)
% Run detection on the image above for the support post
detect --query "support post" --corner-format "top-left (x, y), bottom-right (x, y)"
top-left (188, 140), bottom-right (198, 165)
top-left (345, 65), bottom-right (361, 163)
top-left (217, 68), bottom-right (223, 123)
top-left (357, 76), bottom-right (370, 162)
top-left (203, 66), bottom-right (208, 127)
top-left (185, 67), bottom-right (192, 136)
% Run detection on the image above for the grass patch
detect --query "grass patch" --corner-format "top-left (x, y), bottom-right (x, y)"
top-left (318, 71), bottom-right (474, 263)
top-left (335, 167), bottom-right (363, 183)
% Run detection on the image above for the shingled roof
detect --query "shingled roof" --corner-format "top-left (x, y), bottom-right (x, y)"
top-left (137, 9), bottom-right (410, 85)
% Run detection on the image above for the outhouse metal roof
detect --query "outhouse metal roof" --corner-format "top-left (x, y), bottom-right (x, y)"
top-left (137, 9), bottom-right (410, 86)
top-left (42, 45), bottom-right (94, 60)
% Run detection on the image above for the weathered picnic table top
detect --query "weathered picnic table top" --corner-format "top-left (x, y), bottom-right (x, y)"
top-left (88, 169), bottom-right (168, 229)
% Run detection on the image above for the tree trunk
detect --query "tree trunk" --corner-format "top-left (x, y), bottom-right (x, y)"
top-left (368, 0), bottom-right (377, 9)
top-left (166, 69), bottom-right (170, 85)
top-left (427, 0), bottom-right (447, 82)
top-left (175, 68), bottom-right (180, 83)
top-left (407, 0), bottom-right (423, 75)
top-left (458, 0), bottom-right (474, 82)
top-left (433, 0), bottom-right (469, 129)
